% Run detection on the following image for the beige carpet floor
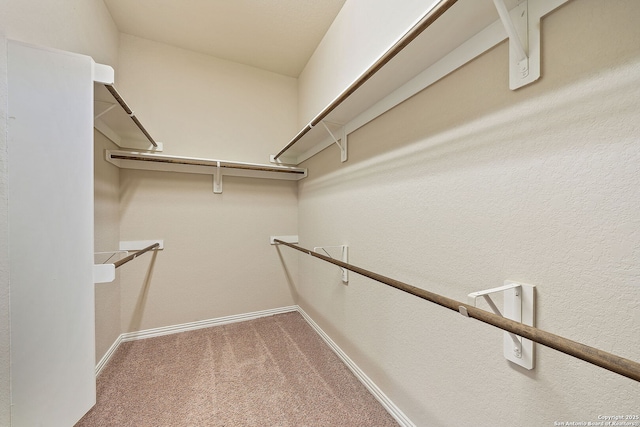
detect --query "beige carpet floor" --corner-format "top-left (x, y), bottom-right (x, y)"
top-left (75, 311), bottom-right (399, 426)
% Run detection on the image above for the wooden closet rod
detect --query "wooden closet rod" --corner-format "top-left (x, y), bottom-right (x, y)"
top-left (113, 243), bottom-right (159, 269)
top-left (274, 239), bottom-right (640, 383)
top-left (273, 0), bottom-right (458, 160)
top-left (104, 84), bottom-right (158, 147)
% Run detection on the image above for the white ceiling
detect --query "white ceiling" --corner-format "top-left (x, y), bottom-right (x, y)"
top-left (103, 0), bottom-right (347, 77)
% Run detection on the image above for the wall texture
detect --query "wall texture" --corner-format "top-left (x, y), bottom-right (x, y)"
top-left (115, 35), bottom-right (299, 332)
top-left (297, 0), bottom-right (440, 126)
top-left (0, 0), bottom-right (119, 423)
top-left (94, 132), bottom-right (122, 363)
top-left (117, 34), bottom-right (298, 163)
top-left (0, 2), bottom-right (10, 423)
top-left (1, 0), bottom-right (637, 425)
top-left (295, 0), bottom-right (640, 425)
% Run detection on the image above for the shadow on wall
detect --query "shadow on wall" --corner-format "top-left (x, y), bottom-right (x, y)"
top-left (276, 245), bottom-right (299, 303)
top-left (127, 251), bottom-right (158, 332)
top-left (301, 53), bottom-right (640, 194)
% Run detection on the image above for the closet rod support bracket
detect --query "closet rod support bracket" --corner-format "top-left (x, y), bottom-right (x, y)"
top-left (92, 62), bottom-right (114, 85)
top-left (313, 245), bottom-right (349, 284)
top-left (213, 161), bottom-right (222, 194)
top-left (493, 0), bottom-right (540, 90)
top-left (467, 281), bottom-right (535, 369)
top-left (270, 235), bottom-right (299, 245)
top-left (320, 121), bottom-right (348, 163)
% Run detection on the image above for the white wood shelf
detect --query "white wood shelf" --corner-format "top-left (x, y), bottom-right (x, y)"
top-left (94, 83), bottom-right (163, 152)
top-left (272, 0), bottom-right (568, 165)
top-left (106, 150), bottom-right (307, 193)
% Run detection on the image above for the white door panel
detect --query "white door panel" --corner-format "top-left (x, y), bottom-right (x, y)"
top-left (8, 41), bottom-right (96, 427)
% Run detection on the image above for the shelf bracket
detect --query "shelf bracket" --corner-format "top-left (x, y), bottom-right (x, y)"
top-left (270, 235), bottom-right (299, 245)
top-left (493, 0), bottom-right (540, 90)
top-left (213, 161), bottom-right (223, 194)
top-left (92, 62), bottom-right (114, 85)
top-left (94, 240), bottom-right (163, 283)
top-left (313, 245), bottom-right (349, 284)
top-left (320, 121), bottom-right (348, 163)
top-left (467, 280), bottom-right (536, 369)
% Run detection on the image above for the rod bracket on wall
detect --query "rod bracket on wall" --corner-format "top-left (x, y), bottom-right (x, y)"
top-left (93, 240), bottom-right (163, 283)
top-left (313, 245), bottom-right (349, 284)
top-left (270, 235), bottom-right (299, 245)
top-left (276, 240), bottom-right (640, 382)
top-left (213, 161), bottom-right (222, 193)
top-left (320, 120), bottom-right (348, 163)
top-left (493, 0), bottom-right (540, 90)
top-left (467, 281), bottom-right (536, 369)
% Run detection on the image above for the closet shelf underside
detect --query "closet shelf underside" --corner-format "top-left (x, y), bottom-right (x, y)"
top-left (273, 0), bottom-right (560, 165)
top-left (106, 150), bottom-right (307, 181)
top-left (94, 83), bottom-right (162, 152)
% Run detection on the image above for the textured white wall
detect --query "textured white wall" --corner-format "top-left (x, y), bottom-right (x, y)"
top-left (94, 132), bottom-right (122, 363)
top-left (296, 1), bottom-right (640, 425)
top-left (117, 34), bottom-right (298, 163)
top-left (0, 1), bottom-right (119, 423)
top-left (115, 35), bottom-right (299, 332)
top-left (0, 2), bottom-right (10, 423)
top-left (119, 170), bottom-right (299, 332)
top-left (4, 0), bottom-right (118, 66)
top-left (297, 0), bottom-right (440, 127)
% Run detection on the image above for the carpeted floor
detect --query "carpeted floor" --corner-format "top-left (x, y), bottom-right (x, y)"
top-left (75, 311), bottom-right (399, 426)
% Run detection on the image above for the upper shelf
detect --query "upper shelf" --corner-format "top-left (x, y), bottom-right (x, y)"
top-left (94, 83), bottom-right (163, 152)
top-left (106, 150), bottom-right (307, 193)
top-left (272, 0), bottom-right (566, 165)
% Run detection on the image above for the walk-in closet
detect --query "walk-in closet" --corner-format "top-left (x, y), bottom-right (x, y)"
top-left (1, 0), bottom-right (639, 426)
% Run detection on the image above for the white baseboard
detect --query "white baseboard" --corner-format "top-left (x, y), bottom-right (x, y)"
top-left (120, 305), bottom-right (298, 342)
top-left (94, 305), bottom-right (414, 426)
top-left (95, 333), bottom-right (124, 376)
top-left (296, 307), bottom-right (415, 427)
top-left (95, 306), bottom-right (297, 376)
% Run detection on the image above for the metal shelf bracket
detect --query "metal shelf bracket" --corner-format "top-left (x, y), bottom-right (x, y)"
top-left (313, 245), bottom-right (349, 284)
top-left (493, 0), bottom-right (540, 90)
top-left (468, 280), bottom-right (536, 369)
top-left (320, 121), bottom-right (348, 163)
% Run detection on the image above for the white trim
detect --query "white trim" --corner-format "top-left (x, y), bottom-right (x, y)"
top-left (296, 307), bottom-right (415, 427)
top-left (95, 306), bottom-right (298, 374)
top-left (95, 334), bottom-right (124, 376)
top-left (121, 306), bottom-right (298, 342)
top-left (94, 305), bottom-right (414, 426)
